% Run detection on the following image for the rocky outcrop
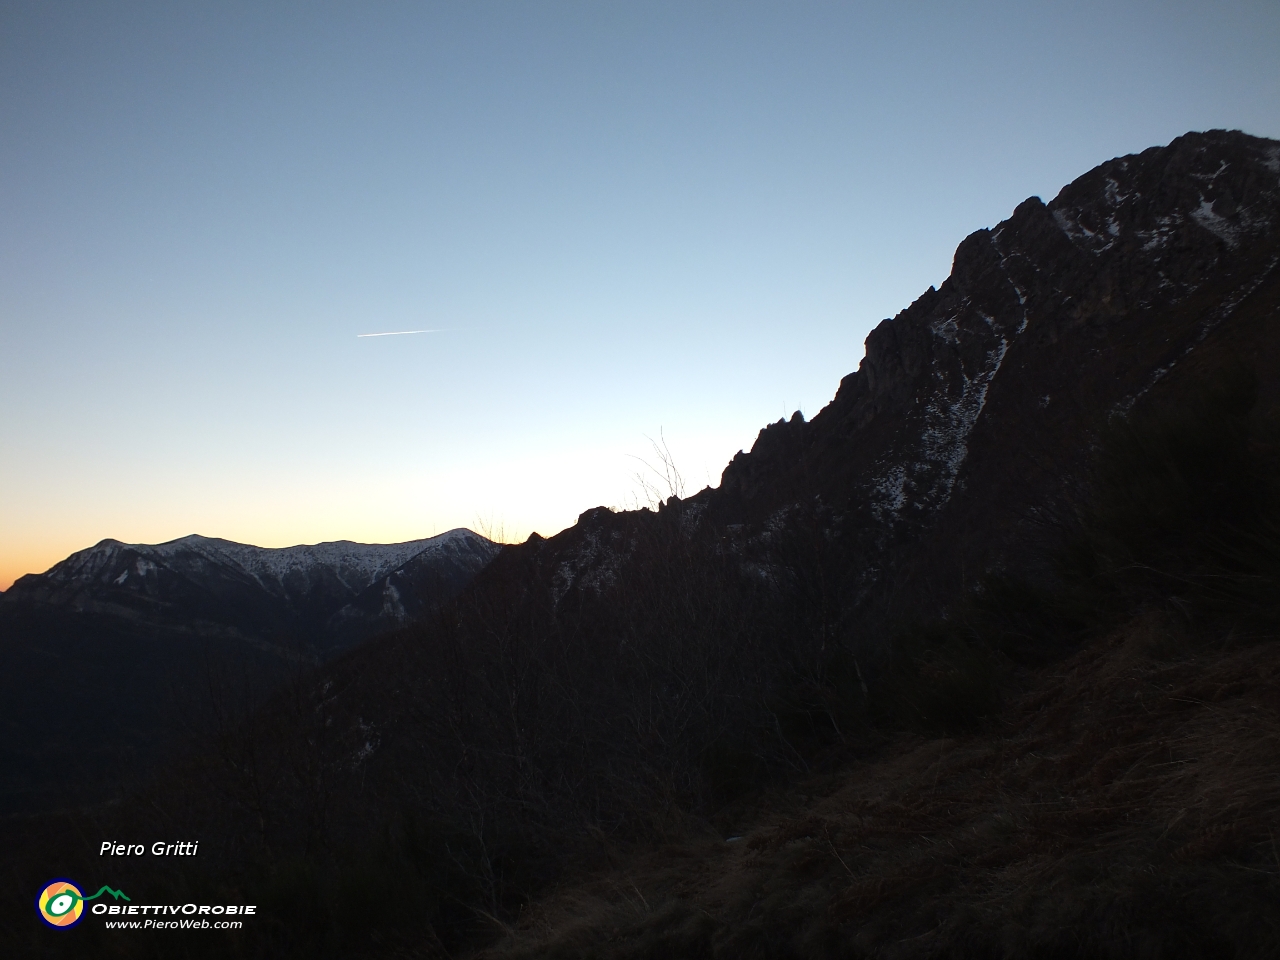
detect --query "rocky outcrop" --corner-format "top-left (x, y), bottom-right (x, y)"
top-left (505, 132), bottom-right (1280, 630)
top-left (707, 129), bottom-right (1280, 615)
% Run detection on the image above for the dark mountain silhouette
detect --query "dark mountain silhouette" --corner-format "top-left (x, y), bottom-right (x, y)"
top-left (709, 127), bottom-right (1280, 617)
top-left (4, 129), bottom-right (1279, 958)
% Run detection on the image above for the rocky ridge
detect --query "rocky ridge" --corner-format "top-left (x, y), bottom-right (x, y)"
top-left (540, 129), bottom-right (1280, 628)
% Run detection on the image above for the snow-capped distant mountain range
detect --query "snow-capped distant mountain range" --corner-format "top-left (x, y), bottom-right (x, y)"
top-left (0, 529), bottom-right (500, 814)
top-left (2, 528), bottom-right (500, 656)
top-left (51, 534), bottom-right (452, 592)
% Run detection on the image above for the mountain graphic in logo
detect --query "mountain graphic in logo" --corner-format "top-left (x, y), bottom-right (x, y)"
top-left (36, 879), bottom-right (130, 928)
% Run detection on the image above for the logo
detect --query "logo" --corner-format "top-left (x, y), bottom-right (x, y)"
top-left (36, 879), bottom-right (130, 929)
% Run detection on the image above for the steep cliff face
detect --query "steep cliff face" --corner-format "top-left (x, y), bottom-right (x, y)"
top-left (495, 133), bottom-right (1280, 635)
top-left (706, 129), bottom-right (1280, 616)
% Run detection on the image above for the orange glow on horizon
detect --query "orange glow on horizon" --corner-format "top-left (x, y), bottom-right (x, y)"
top-left (1, 565), bottom-right (35, 593)
top-left (0, 522), bottom-right (530, 597)
top-left (1, 551), bottom-right (65, 593)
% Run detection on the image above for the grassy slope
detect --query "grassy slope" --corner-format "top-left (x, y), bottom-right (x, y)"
top-left (480, 611), bottom-right (1280, 959)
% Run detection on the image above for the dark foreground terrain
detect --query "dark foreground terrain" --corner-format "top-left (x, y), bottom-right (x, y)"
top-left (3, 129), bottom-right (1279, 958)
top-left (481, 608), bottom-right (1280, 958)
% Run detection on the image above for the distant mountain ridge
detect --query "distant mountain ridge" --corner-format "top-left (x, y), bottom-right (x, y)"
top-left (2, 529), bottom-right (498, 655)
top-left (0, 529), bottom-right (499, 814)
top-left (35, 533), bottom-right (444, 589)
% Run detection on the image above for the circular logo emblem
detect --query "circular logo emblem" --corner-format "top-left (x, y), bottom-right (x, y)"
top-left (37, 879), bottom-right (85, 928)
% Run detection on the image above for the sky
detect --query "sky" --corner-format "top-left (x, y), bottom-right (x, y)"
top-left (2, 1), bottom-right (1279, 589)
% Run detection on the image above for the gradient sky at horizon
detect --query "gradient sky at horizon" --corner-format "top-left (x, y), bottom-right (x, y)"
top-left (3, 1), bottom-right (1279, 589)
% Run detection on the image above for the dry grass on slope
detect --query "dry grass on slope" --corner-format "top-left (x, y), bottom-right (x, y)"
top-left (477, 614), bottom-right (1280, 960)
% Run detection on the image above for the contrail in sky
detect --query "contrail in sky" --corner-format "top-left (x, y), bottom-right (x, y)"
top-left (356, 329), bottom-right (442, 338)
